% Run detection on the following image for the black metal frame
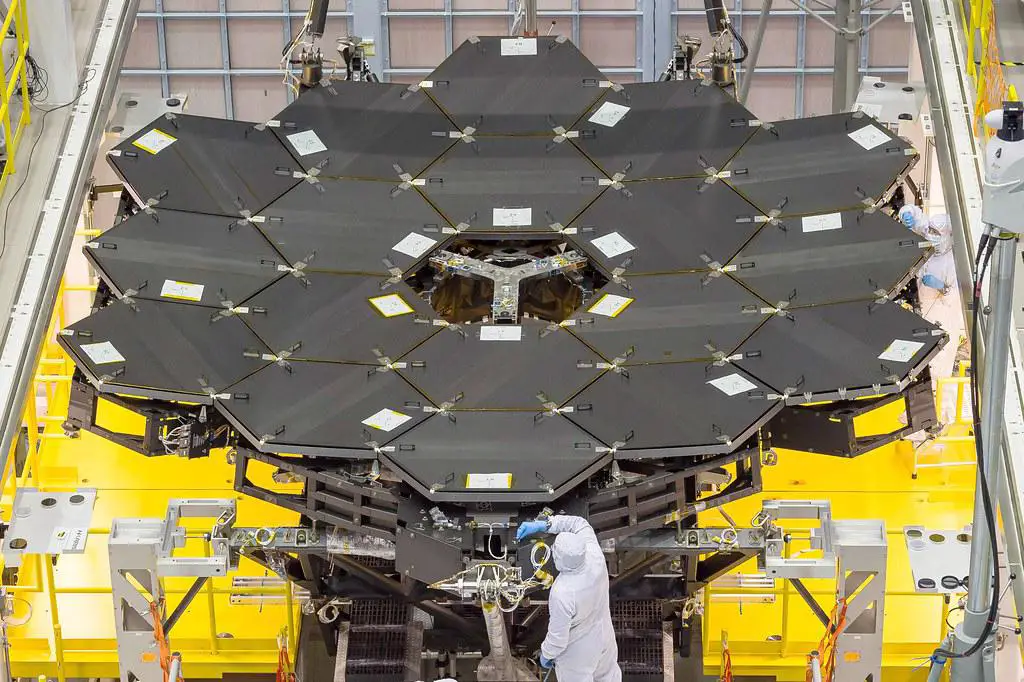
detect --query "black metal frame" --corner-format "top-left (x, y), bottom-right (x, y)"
top-left (765, 373), bottom-right (937, 457)
top-left (62, 373), bottom-right (229, 458)
top-left (588, 446), bottom-right (762, 542)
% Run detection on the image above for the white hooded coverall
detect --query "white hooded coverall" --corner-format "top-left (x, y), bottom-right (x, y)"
top-left (540, 515), bottom-right (621, 682)
top-left (899, 204), bottom-right (956, 292)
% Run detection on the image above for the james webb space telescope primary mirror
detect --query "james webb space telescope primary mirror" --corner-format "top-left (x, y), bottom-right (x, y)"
top-left (61, 35), bottom-right (941, 600)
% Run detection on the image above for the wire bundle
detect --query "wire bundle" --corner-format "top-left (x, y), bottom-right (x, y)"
top-left (719, 640), bottom-right (733, 682)
top-left (148, 599), bottom-right (173, 682)
top-left (805, 598), bottom-right (847, 682)
top-left (430, 562), bottom-right (544, 613)
top-left (276, 627), bottom-right (297, 682)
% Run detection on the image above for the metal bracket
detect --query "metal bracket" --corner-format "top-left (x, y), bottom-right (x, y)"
top-left (109, 498), bottom-right (235, 682)
top-left (1, 488), bottom-right (96, 568)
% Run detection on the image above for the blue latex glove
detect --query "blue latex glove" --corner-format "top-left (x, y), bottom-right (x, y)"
top-left (539, 654), bottom-right (554, 669)
top-left (898, 206), bottom-right (916, 229)
top-left (921, 273), bottom-right (946, 291)
top-left (516, 519), bottom-right (549, 542)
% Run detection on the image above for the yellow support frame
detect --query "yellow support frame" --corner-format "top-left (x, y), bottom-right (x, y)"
top-left (1, 275), bottom-right (298, 676)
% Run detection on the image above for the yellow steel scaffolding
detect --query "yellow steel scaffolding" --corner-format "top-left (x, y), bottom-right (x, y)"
top-left (0, 0), bottom-right (32, 199)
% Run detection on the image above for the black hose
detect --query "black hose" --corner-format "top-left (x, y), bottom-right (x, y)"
top-left (931, 230), bottom-right (1002, 662)
top-left (730, 25), bottom-right (749, 63)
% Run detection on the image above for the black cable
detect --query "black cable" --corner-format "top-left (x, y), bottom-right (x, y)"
top-left (0, 69), bottom-right (93, 262)
top-left (729, 24), bottom-right (749, 64)
top-left (931, 230), bottom-right (1004, 661)
top-left (946, 605), bottom-right (964, 631)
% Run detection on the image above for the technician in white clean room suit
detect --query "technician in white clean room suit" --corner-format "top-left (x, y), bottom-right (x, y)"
top-left (517, 515), bottom-right (621, 682)
top-left (898, 204), bottom-right (956, 295)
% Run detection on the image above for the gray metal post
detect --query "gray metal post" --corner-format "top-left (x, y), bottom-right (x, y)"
top-left (844, 0), bottom-right (861, 110)
top-left (167, 654), bottom-right (181, 682)
top-left (951, 232), bottom-right (1017, 680)
top-left (832, 0), bottom-right (861, 111)
top-left (927, 644), bottom-right (949, 682)
top-left (351, 0), bottom-right (384, 79)
top-left (0, 612), bottom-right (10, 682)
top-left (832, 0), bottom-right (849, 112)
top-left (738, 0), bottom-right (773, 104)
top-left (524, 0), bottom-right (538, 36)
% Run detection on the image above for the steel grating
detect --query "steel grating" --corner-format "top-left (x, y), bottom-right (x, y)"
top-left (64, 35), bottom-right (944, 503)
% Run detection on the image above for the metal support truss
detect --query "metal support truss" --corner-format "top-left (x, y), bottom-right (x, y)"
top-left (588, 447), bottom-right (762, 543)
top-left (108, 499), bottom-right (235, 682)
top-left (429, 248), bottom-right (587, 324)
top-left (232, 447), bottom-right (399, 540)
top-left (833, 520), bottom-right (887, 681)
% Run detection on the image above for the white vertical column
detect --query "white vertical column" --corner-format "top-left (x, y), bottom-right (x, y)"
top-left (26, 0), bottom-right (79, 104)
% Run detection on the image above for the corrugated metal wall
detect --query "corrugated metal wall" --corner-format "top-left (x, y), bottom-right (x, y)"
top-left (117, 0), bottom-right (911, 122)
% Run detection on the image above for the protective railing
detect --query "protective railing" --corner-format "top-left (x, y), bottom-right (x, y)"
top-left (0, 0), bottom-right (32, 199)
top-left (962, 0), bottom-right (1015, 133)
top-left (912, 369), bottom-right (976, 477)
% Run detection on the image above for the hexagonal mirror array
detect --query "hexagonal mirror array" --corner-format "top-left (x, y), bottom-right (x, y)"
top-left (63, 35), bottom-right (944, 501)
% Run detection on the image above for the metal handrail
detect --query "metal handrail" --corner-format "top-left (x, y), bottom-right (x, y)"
top-left (0, 0), bottom-right (32, 198)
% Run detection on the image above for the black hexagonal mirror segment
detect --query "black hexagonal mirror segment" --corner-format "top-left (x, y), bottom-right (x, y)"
top-left (566, 273), bottom-right (767, 366)
top-left (723, 112), bottom-right (917, 217)
top-left (572, 79), bottom-right (758, 180)
top-left (85, 208), bottom-right (286, 307)
top-left (269, 80), bottom-right (457, 181)
top-left (109, 114), bottom-right (301, 216)
top-left (397, 320), bottom-right (604, 410)
top-left (73, 35), bottom-right (940, 502)
top-left (241, 273), bottom-right (441, 365)
top-left (424, 35), bottom-right (606, 135)
top-left (257, 177), bottom-right (449, 275)
top-left (58, 297), bottom-right (270, 403)
top-left (418, 134), bottom-right (606, 232)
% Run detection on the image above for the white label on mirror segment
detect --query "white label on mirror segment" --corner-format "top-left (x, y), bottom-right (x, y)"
top-left (361, 408), bottom-right (412, 432)
top-left (500, 38), bottom-right (537, 56)
top-left (493, 207), bottom-right (532, 226)
top-left (132, 129), bottom-right (177, 154)
top-left (466, 473), bottom-right (513, 489)
top-left (392, 232), bottom-right (437, 258)
top-left (81, 341), bottom-right (126, 365)
top-left (590, 232), bottom-right (635, 258)
top-left (801, 213), bottom-right (843, 233)
top-left (878, 339), bottom-right (925, 363)
top-left (368, 294), bottom-right (414, 318)
top-left (286, 130), bottom-right (327, 156)
top-left (480, 325), bottom-right (522, 341)
top-left (160, 279), bottom-right (205, 302)
top-left (588, 101), bottom-right (631, 127)
top-left (588, 294), bottom-right (634, 317)
top-left (707, 373), bottom-right (758, 396)
top-left (847, 124), bottom-right (890, 150)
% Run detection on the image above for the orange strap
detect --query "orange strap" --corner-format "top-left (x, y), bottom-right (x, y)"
top-left (719, 648), bottom-right (733, 682)
top-left (149, 600), bottom-right (172, 682)
top-left (806, 598), bottom-right (848, 682)
top-left (277, 630), bottom-right (296, 682)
